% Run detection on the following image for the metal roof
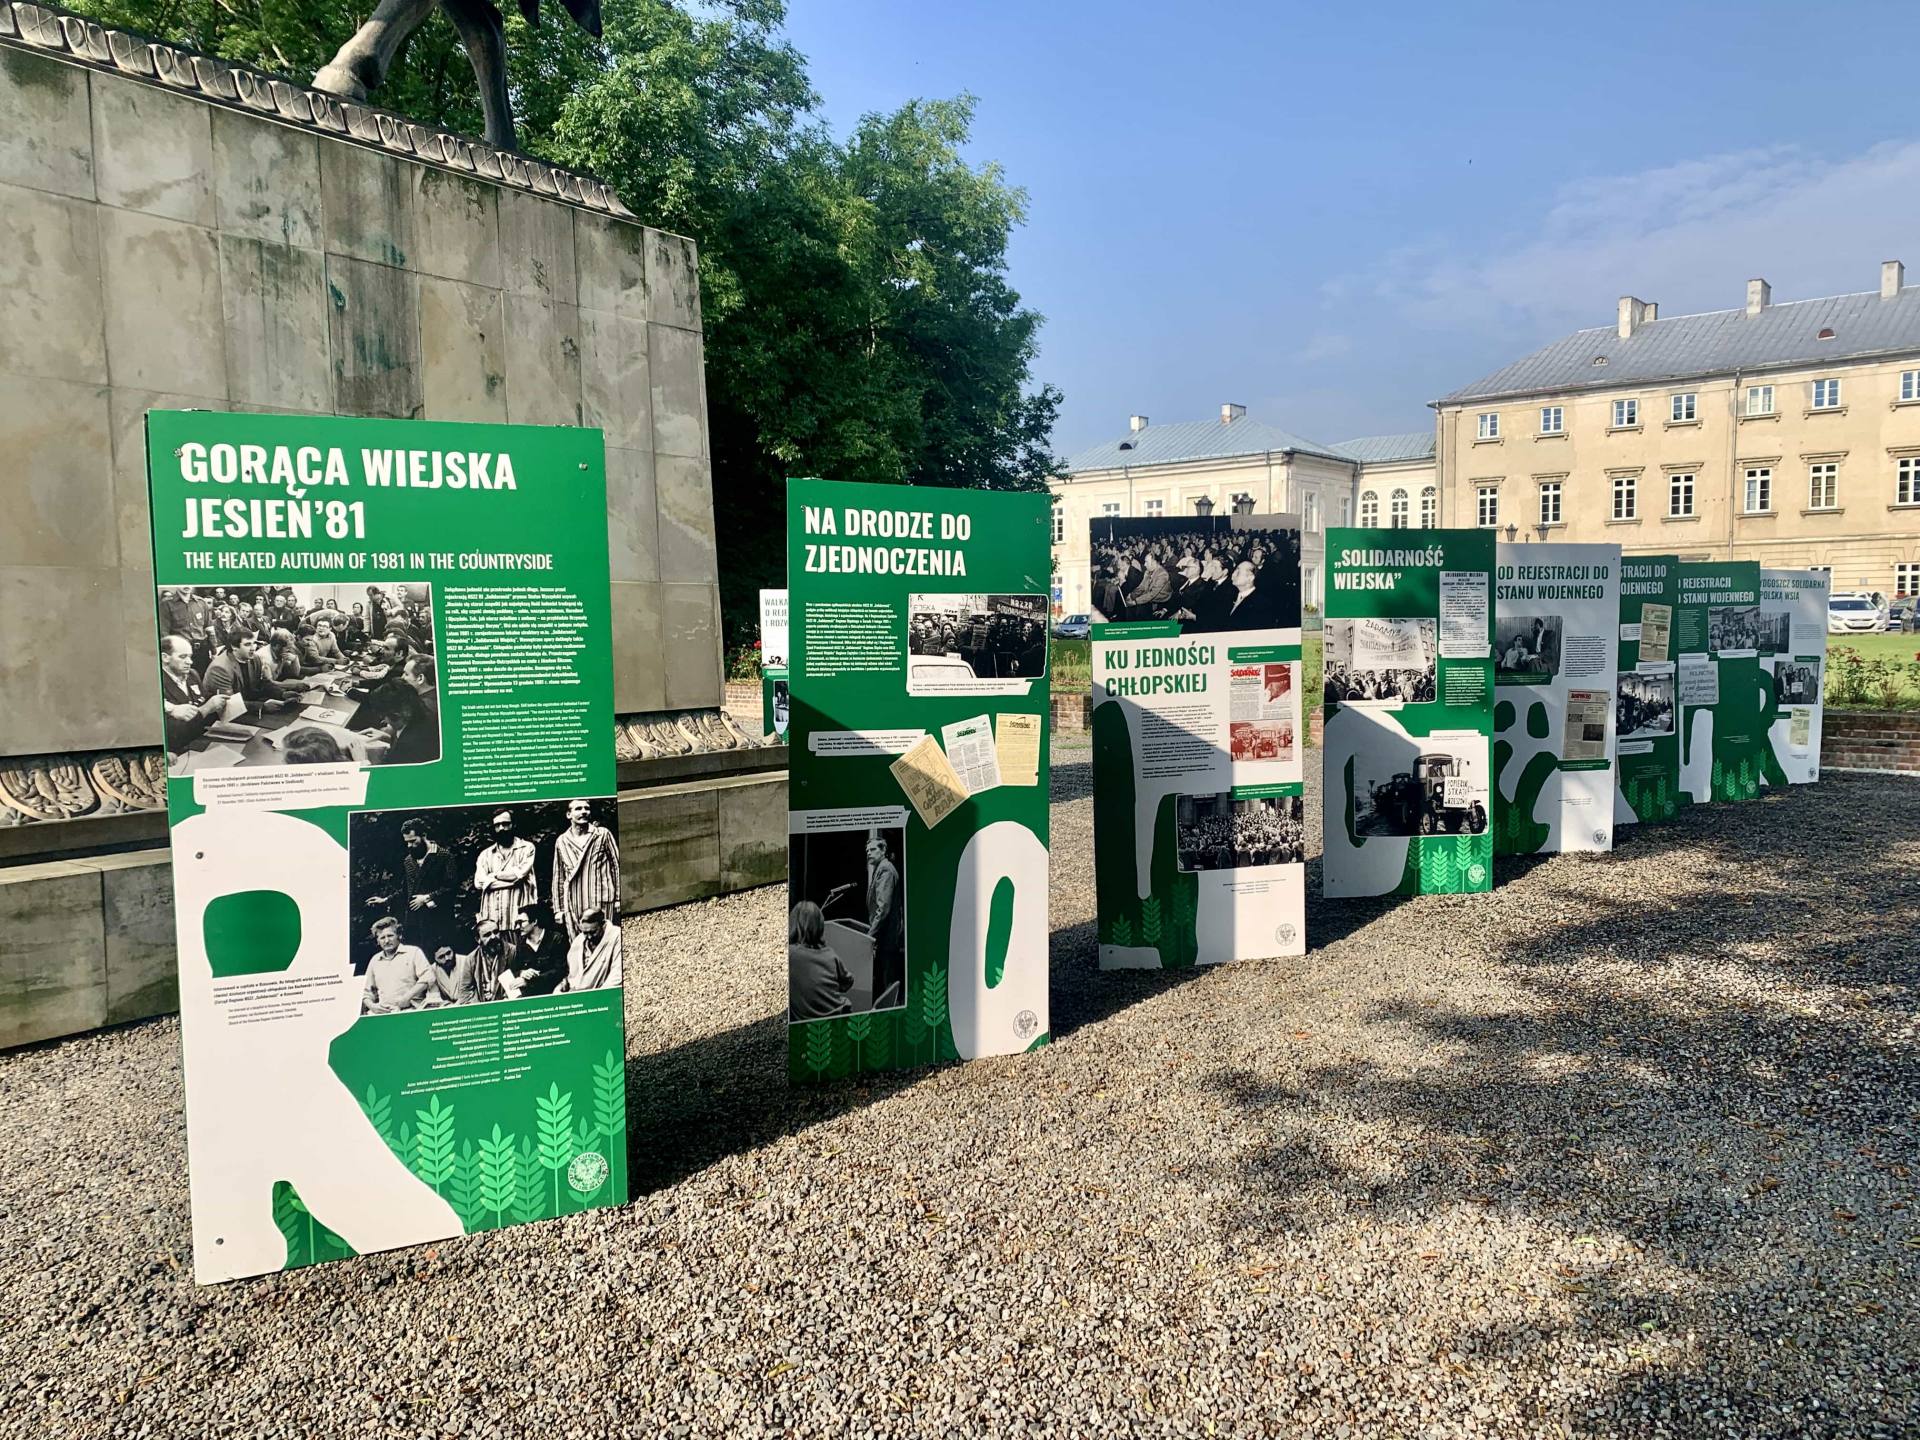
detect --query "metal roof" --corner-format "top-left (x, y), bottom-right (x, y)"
top-left (1061, 417), bottom-right (1352, 473)
top-left (1439, 285), bottom-right (1920, 405)
top-left (1331, 431), bottom-right (1436, 464)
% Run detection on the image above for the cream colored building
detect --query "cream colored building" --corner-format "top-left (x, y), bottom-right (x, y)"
top-left (1048, 405), bottom-right (1436, 615)
top-left (1434, 263), bottom-right (1920, 598)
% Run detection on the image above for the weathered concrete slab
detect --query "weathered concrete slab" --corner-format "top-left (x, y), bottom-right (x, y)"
top-left (618, 781), bottom-right (720, 911)
top-left (715, 771), bottom-right (786, 893)
top-left (0, 182), bottom-right (105, 385)
top-left (91, 70), bottom-right (213, 226)
top-left (502, 294), bottom-right (581, 426)
top-left (0, 46), bottom-right (93, 200)
top-left (325, 252), bottom-right (422, 418)
top-left (575, 211), bottom-right (648, 317)
top-left (663, 582), bottom-right (722, 710)
top-left (419, 275), bottom-right (507, 422)
top-left (610, 578), bottom-right (667, 715)
top-left (97, 207), bottom-right (226, 398)
top-left (605, 446), bottom-right (660, 585)
top-left (220, 235), bottom-right (332, 413)
top-left (0, 860), bottom-right (107, 1049)
top-left (656, 452), bottom-right (717, 585)
top-left (648, 321), bottom-right (707, 460)
top-left (95, 849), bottom-right (176, 1025)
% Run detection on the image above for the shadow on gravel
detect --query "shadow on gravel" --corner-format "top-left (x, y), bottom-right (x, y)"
top-left (623, 1014), bottom-right (924, 1196)
top-left (1200, 776), bottom-right (1920, 1433)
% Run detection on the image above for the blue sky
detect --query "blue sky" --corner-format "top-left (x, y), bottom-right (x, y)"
top-left (781, 0), bottom-right (1920, 458)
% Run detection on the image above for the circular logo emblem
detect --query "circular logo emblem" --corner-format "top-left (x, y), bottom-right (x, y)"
top-left (1467, 862), bottom-right (1488, 885)
top-left (1276, 923), bottom-right (1296, 944)
top-left (1013, 1009), bottom-right (1039, 1040)
top-left (567, 1151), bottom-right (609, 1194)
top-left (1594, 829), bottom-right (1607, 846)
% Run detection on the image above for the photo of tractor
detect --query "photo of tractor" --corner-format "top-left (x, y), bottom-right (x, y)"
top-left (1355, 752), bottom-right (1488, 837)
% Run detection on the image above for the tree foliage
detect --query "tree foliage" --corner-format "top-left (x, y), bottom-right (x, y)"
top-left (68, 0), bottom-right (1061, 638)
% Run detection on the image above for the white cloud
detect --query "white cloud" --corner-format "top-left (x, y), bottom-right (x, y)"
top-left (1358, 140), bottom-right (1920, 336)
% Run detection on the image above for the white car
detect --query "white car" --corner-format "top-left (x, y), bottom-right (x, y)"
top-left (1828, 594), bottom-right (1886, 634)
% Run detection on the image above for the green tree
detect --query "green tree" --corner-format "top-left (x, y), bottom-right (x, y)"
top-left (71, 0), bottom-right (1061, 641)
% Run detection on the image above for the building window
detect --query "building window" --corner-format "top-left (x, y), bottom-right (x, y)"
top-left (1902, 370), bottom-right (1919, 403)
top-left (1898, 562), bottom-right (1920, 596)
top-left (1811, 378), bottom-right (1842, 410)
top-left (1744, 467), bottom-right (1773, 513)
top-left (1338, 496), bottom-right (1352, 526)
top-left (1389, 488), bottom-right (1410, 528)
top-left (1304, 565), bottom-right (1318, 604)
top-left (1143, 498), bottom-right (1164, 517)
top-left (1540, 405), bottom-right (1564, 434)
top-left (1808, 462), bottom-right (1838, 510)
top-left (1745, 384), bottom-right (1775, 416)
top-left (1051, 505), bottom-right (1064, 544)
top-left (1231, 492), bottom-right (1255, 516)
top-left (1539, 481), bottom-right (1562, 525)
top-left (1359, 490), bottom-right (1378, 526)
top-left (1477, 412), bottom-right (1500, 440)
top-left (1612, 398), bottom-right (1639, 428)
top-left (1669, 473), bottom-right (1695, 516)
top-left (1100, 501), bottom-right (1121, 517)
top-left (1671, 392), bottom-right (1697, 422)
top-left (1476, 486), bottom-right (1499, 527)
top-left (1899, 457), bottom-right (1920, 506)
top-left (1420, 485), bottom-right (1437, 528)
top-left (1303, 493), bottom-right (1319, 531)
top-left (1612, 473), bottom-right (1637, 520)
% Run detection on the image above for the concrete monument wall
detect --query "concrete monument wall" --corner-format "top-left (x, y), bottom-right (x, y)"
top-left (0, 35), bottom-right (721, 762)
top-left (0, 9), bottom-right (785, 1050)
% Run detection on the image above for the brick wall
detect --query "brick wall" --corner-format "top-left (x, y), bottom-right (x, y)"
top-left (1821, 710), bottom-right (1920, 774)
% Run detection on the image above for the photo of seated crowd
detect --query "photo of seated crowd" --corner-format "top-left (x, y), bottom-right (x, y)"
top-left (1617, 670), bottom-right (1676, 737)
top-left (906, 594), bottom-right (1048, 679)
top-left (1174, 792), bottom-right (1306, 872)
top-left (1322, 617), bottom-right (1438, 705)
top-left (348, 798), bottom-right (621, 1014)
top-left (157, 583), bottom-right (439, 770)
top-left (1494, 614), bottom-right (1563, 682)
top-left (1087, 515), bottom-right (1301, 634)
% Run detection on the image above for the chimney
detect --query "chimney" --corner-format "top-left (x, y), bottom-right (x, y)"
top-left (1129, 414), bottom-right (1149, 432)
top-left (1644, 301), bottom-right (1658, 321)
top-left (1883, 259), bottom-right (1905, 299)
top-left (1617, 296), bottom-right (1653, 338)
top-left (1746, 277), bottom-right (1771, 316)
top-left (1221, 402), bottom-right (1246, 425)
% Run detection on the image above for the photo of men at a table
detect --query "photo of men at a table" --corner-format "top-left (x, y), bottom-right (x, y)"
top-left (787, 823), bottom-right (907, 1021)
top-left (348, 797), bottom-right (621, 1014)
top-left (156, 583), bottom-right (439, 771)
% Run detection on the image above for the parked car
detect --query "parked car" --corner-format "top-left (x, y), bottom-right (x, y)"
top-left (1053, 614), bottom-right (1090, 640)
top-left (1828, 594), bottom-right (1886, 634)
top-left (1889, 596), bottom-right (1918, 632)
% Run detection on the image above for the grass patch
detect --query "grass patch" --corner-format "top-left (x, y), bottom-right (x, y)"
top-left (1827, 634), bottom-right (1920, 709)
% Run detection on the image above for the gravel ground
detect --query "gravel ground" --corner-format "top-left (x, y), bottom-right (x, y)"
top-left (4, 744), bottom-right (1918, 1439)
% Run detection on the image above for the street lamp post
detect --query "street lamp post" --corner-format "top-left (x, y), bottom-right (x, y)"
top-left (1194, 496), bottom-right (1214, 518)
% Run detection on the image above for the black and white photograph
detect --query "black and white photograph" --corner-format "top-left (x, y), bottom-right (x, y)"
top-left (1494, 613), bottom-right (1563, 682)
top-left (347, 797), bottom-right (621, 1013)
top-left (1617, 670), bottom-right (1676, 737)
top-left (906, 592), bottom-right (1048, 692)
top-left (1757, 610), bottom-right (1792, 654)
top-left (1774, 660), bottom-right (1821, 706)
top-left (1708, 603), bottom-right (1762, 653)
top-left (1175, 792), bottom-right (1306, 872)
top-left (787, 824), bottom-right (908, 1020)
top-left (771, 677), bottom-right (790, 738)
top-left (1088, 514), bottom-right (1301, 634)
top-left (157, 582), bottom-right (440, 770)
top-left (1323, 616), bottom-right (1438, 705)
top-left (1352, 750), bottom-right (1489, 837)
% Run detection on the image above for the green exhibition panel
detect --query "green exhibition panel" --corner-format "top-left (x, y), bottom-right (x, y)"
top-left (148, 411), bottom-right (626, 1283)
top-left (1087, 514), bottom-right (1306, 968)
top-left (1675, 559), bottom-right (1767, 804)
top-left (1322, 529), bottom-right (1496, 897)
top-left (1760, 569), bottom-right (1831, 786)
top-left (760, 587), bottom-right (790, 744)
top-left (1614, 554), bottom-right (1682, 825)
top-left (1492, 542), bottom-right (1621, 855)
top-left (785, 478), bottom-right (1052, 1081)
